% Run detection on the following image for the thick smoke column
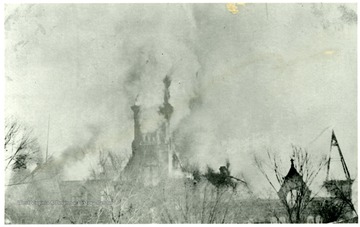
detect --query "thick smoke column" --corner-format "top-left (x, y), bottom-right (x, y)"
top-left (34, 125), bottom-right (103, 180)
top-left (56, 5), bottom-right (202, 180)
top-left (122, 34), bottom-right (201, 133)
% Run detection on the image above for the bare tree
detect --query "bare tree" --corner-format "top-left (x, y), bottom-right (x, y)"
top-left (5, 118), bottom-right (40, 172)
top-left (4, 117), bottom-right (41, 191)
top-left (62, 148), bottom-right (154, 224)
top-left (254, 145), bottom-right (327, 223)
top-left (161, 161), bottom-right (248, 223)
top-left (319, 179), bottom-right (357, 222)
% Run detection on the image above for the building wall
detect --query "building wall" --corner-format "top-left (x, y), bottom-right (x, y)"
top-left (124, 76), bottom-right (181, 186)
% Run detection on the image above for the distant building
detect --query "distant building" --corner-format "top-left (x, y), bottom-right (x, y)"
top-left (237, 158), bottom-right (356, 223)
top-left (251, 131), bottom-right (357, 223)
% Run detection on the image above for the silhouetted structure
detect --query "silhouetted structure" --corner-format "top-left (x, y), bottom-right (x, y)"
top-left (124, 76), bottom-right (182, 185)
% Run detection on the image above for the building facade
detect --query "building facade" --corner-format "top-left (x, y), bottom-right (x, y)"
top-left (123, 76), bottom-right (182, 186)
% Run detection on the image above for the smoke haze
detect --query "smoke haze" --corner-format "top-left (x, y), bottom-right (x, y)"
top-left (5, 4), bottom-right (357, 196)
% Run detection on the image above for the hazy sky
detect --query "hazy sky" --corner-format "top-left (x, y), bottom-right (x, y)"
top-left (5, 4), bottom-right (357, 195)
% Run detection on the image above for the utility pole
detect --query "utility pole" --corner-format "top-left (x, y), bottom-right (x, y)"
top-left (45, 114), bottom-right (50, 163)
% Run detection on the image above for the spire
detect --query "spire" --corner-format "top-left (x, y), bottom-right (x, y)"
top-left (159, 75), bottom-right (173, 121)
top-left (284, 159), bottom-right (300, 180)
top-left (163, 76), bottom-right (171, 104)
top-left (326, 130), bottom-right (351, 181)
top-left (131, 94), bottom-right (140, 113)
top-left (131, 95), bottom-right (141, 141)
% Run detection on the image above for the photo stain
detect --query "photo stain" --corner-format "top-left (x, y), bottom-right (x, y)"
top-left (226, 3), bottom-right (246, 15)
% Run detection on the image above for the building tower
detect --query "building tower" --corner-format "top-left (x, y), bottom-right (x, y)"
top-left (124, 76), bottom-right (180, 186)
top-left (323, 130), bottom-right (354, 219)
top-left (277, 159), bottom-right (311, 222)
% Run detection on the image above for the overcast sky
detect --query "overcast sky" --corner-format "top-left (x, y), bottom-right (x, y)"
top-left (5, 4), bottom-right (357, 196)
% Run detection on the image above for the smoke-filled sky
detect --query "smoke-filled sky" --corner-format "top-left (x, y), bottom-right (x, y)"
top-left (5, 4), bottom-right (357, 196)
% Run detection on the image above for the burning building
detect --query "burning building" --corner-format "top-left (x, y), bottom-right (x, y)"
top-left (123, 76), bottom-right (182, 186)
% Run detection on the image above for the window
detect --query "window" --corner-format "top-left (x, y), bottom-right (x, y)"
top-left (72, 195), bottom-right (82, 206)
top-left (315, 215), bottom-right (322, 223)
top-left (307, 215), bottom-right (314, 223)
top-left (279, 216), bottom-right (286, 223)
top-left (270, 217), bottom-right (278, 224)
top-left (100, 190), bottom-right (110, 202)
top-left (286, 189), bottom-right (298, 208)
